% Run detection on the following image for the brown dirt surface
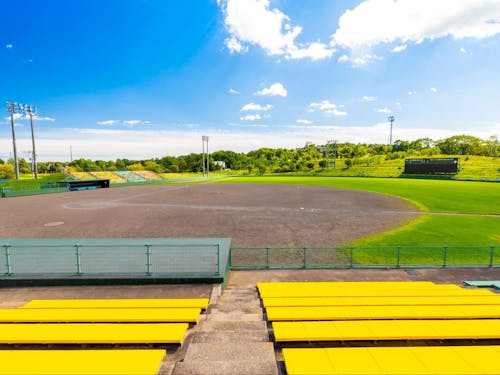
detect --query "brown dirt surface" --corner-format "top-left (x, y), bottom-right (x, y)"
top-left (0, 183), bottom-right (419, 247)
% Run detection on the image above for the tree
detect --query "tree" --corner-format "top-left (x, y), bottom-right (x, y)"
top-left (127, 163), bottom-right (144, 171)
top-left (0, 164), bottom-right (15, 179)
top-left (143, 160), bottom-right (163, 173)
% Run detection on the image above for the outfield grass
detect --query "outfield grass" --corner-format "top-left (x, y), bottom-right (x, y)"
top-left (224, 176), bottom-right (499, 251)
top-left (227, 176), bottom-right (500, 214)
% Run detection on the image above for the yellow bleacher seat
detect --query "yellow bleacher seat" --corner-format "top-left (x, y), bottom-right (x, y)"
top-left (0, 307), bottom-right (201, 323)
top-left (273, 319), bottom-right (500, 342)
top-left (283, 346), bottom-right (500, 375)
top-left (266, 304), bottom-right (500, 321)
top-left (262, 295), bottom-right (500, 307)
top-left (0, 323), bottom-right (187, 344)
top-left (22, 298), bottom-right (209, 309)
top-left (0, 350), bottom-right (166, 375)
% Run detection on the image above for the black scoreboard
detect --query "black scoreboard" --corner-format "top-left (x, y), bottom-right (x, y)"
top-left (404, 158), bottom-right (459, 174)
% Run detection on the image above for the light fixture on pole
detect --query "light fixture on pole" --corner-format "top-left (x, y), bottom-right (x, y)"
top-left (6, 101), bottom-right (20, 180)
top-left (388, 115), bottom-right (395, 146)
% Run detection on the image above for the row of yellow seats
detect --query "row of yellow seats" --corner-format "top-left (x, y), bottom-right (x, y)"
top-left (0, 350), bottom-right (166, 375)
top-left (283, 346), bottom-right (500, 375)
top-left (273, 319), bottom-right (500, 342)
top-left (258, 281), bottom-right (494, 298)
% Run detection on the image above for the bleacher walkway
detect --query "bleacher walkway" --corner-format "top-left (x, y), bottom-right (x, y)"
top-left (172, 284), bottom-right (278, 375)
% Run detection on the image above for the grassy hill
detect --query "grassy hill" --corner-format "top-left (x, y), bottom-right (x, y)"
top-left (309, 155), bottom-right (500, 180)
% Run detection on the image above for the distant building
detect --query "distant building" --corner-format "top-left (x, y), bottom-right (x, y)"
top-left (214, 160), bottom-right (227, 170)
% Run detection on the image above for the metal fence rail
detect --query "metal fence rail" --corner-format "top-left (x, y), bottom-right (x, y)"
top-left (230, 246), bottom-right (500, 269)
top-left (1, 240), bottom-right (224, 278)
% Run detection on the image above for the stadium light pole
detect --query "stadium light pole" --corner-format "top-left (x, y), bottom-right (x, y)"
top-left (388, 115), bottom-right (395, 146)
top-left (6, 101), bottom-right (20, 180)
top-left (202, 135), bottom-right (209, 177)
top-left (25, 104), bottom-right (38, 179)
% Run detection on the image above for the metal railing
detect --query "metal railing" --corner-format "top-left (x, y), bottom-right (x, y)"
top-left (230, 246), bottom-right (500, 269)
top-left (1, 242), bottom-right (222, 277)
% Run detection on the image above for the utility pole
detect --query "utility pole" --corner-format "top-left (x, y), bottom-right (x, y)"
top-left (6, 101), bottom-right (20, 180)
top-left (388, 115), bottom-right (395, 146)
top-left (70, 145), bottom-right (73, 162)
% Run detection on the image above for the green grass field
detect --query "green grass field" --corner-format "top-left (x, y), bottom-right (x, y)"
top-left (223, 176), bottom-right (500, 250)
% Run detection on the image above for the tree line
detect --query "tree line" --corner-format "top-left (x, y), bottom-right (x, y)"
top-left (0, 134), bottom-right (498, 179)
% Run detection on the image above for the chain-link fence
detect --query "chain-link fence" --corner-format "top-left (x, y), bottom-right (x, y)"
top-left (230, 246), bottom-right (500, 269)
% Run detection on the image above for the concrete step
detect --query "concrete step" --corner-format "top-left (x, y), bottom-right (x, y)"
top-left (173, 360), bottom-right (278, 375)
top-left (191, 330), bottom-right (269, 343)
top-left (201, 320), bottom-right (267, 331)
top-left (173, 343), bottom-right (278, 375)
top-left (206, 312), bottom-right (263, 321)
top-left (209, 305), bottom-right (262, 314)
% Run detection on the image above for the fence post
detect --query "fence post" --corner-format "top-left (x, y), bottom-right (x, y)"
top-left (4, 245), bottom-right (12, 275)
top-left (490, 246), bottom-right (495, 268)
top-left (350, 247), bottom-right (354, 268)
top-left (266, 248), bottom-right (270, 269)
top-left (442, 246), bottom-right (448, 268)
top-left (303, 247), bottom-right (307, 269)
top-left (217, 244), bottom-right (220, 276)
top-left (145, 244), bottom-right (152, 275)
top-left (396, 247), bottom-right (401, 268)
top-left (75, 244), bottom-right (82, 275)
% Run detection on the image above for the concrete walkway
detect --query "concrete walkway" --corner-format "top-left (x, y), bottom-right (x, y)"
top-left (172, 283), bottom-right (278, 375)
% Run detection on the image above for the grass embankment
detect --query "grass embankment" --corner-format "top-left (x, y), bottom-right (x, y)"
top-left (0, 173), bottom-right (68, 189)
top-left (311, 155), bottom-right (500, 180)
top-left (224, 176), bottom-right (500, 253)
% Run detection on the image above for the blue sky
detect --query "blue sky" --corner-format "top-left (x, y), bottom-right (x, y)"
top-left (1, 0), bottom-right (500, 161)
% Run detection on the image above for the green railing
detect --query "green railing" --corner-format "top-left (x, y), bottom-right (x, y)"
top-left (230, 246), bottom-right (500, 269)
top-left (1, 239), bottom-right (224, 278)
top-left (1, 182), bottom-right (69, 197)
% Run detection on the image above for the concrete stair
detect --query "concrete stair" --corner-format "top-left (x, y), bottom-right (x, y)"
top-left (172, 285), bottom-right (278, 375)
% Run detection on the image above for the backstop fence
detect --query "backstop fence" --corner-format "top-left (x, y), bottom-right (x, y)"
top-left (0, 239), bottom-right (231, 280)
top-left (230, 246), bottom-right (500, 269)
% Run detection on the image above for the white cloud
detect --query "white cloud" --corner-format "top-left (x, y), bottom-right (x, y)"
top-left (228, 88), bottom-right (240, 94)
top-left (97, 120), bottom-right (119, 125)
top-left (296, 119), bottom-right (312, 124)
top-left (309, 100), bottom-right (347, 116)
top-left (219, 0), bottom-right (333, 60)
top-left (376, 108), bottom-right (392, 114)
top-left (363, 96), bottom-right (377, 102)
top-left (240, 114), bottom-right (262, 121)
top-left (391, 44), bottom-right (407, 53)
top-left (241, 103), bottom-right (273, 111)
top-left (5, 44), bottom-right (13, 49)
top-left (408, 91), bottom-right (416, 96)
top-left (430, 87), bottom-right (438, 93)
top-left (123, 120), bottom-right (142, 126)
top-left (337, 53), bottom-right (383, 66)
top-left (255, 82), bottom-right (287, 97)
top-left (33, 116), bottom-right (55, 122)
top-left (332, 0), bottom-right (500, 53)
top-left (460, 47), bottom-right (467, 53)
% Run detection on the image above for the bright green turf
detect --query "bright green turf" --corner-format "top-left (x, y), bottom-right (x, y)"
top-left (225, 176), bottom-right (500, 214)
top-left (350, 215), bottom-right (500, 246)
top-left (222, 176), bottom-right (499, 249)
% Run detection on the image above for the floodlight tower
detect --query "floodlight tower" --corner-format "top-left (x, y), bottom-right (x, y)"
top-left (202, 135), bottom-right (209, 177)
top-left (388, 115), bottom-right (395, 146)
top-left (6, 101), bottom-right (20, 180)
top-left (326, 139), bottom-right (337, 170)
top-left (24, 104), bottom-right (38, 179)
